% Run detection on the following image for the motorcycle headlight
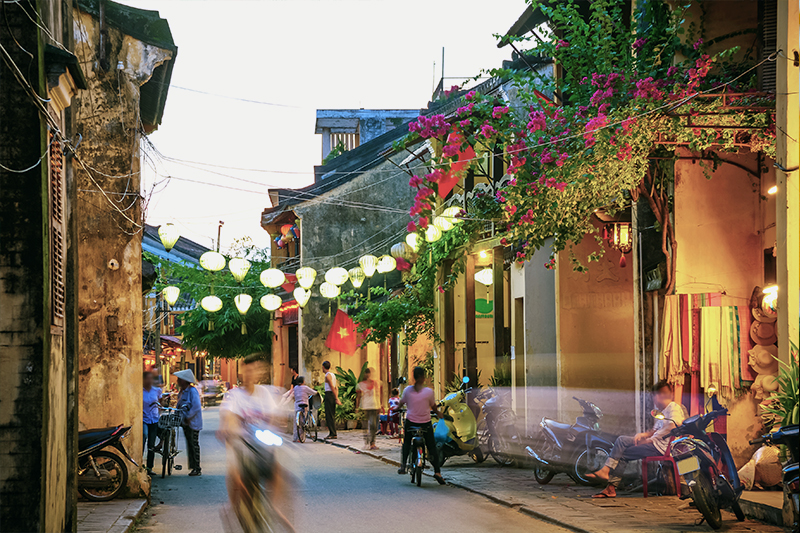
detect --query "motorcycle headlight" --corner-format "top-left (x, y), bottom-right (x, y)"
top-left (255, 429), bottom-right (283, 447)
top-left (592, 404), bottom-right (603, 419)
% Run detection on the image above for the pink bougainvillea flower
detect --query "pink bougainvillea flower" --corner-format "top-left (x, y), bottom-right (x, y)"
top-left (459, 119), bottom-right (471, 128)
top-left (437, 285), bottom-right (445, 294)
top-left (556, 153), bottom-right (568, 167)
top-left (444, 85), bottom-right (460, 97)
top-left (492, 106), bottom-right (510, 119)
top-left (500, 238), bottom-right (508, 245)
top-left (418, 216), bottom-right (429, 229)
top-left (465, 90), bottom-right (477, 101)
top-left (407, 220), bottom-right (417, 232)
top-left (540, 151), bottom-right (555, 164)
top-left (409, 175), bottom-right (422, 187)
top-left (527, 110), bottom-right (547, 132)
top-left (457, 102), bottom-right (475, 116)
top-left (396, 257), bottom-right (411, 271)
top-left (556, 39), bottom-right (569, 50)
top-left (633, 37), bottom-right (648, 51)
top-left (442, 143), bottom-right (460, 158)
top-left (616, 143), bottom-right (633, 161)
top-left (480, 124), bottom-right (497, 139)
top-left (693, 38), bottom-right (704, 50)
top-left (505, 204), bottom-right (517, 216)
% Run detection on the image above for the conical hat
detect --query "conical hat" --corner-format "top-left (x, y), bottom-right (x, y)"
top-left (173, 369), bottom-right (197, 384)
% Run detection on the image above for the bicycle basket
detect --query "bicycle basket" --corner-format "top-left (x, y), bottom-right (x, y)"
top-left (158, 410), bottom-right (183, 429)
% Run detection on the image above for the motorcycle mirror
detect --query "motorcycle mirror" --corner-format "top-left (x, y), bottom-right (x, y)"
top-left (651, 409), bottom-right (665, 420)
top-left (462, 376), bottom-right (470, 384)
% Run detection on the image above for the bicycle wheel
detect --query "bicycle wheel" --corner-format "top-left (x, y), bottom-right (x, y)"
top-left (296, 411), bottom-right (306, 443)
top-left (167, 430), bottom-right (174, 476)
top-left (409, 448), bottom-right (417, 483)
top-left (309, 413), bottom-right (318, 442)
top-left (416, 447), bottom-right (425, 487)
top-left (161, 430), bottom-right (171, 479)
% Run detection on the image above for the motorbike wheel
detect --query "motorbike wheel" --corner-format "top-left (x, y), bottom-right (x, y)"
top-left (691, 472), bottom-right (723, 530)
top-left (489, 436), bottom-right (516, 467)
top-left (731, 500), bottom-right (745, 522)
top-left (469, 447), bottom-right (485, 463)
top-left (571, 446), bottom-right (611, 486)
top-left (161, 431), bottom-right (172, 479)
top-left (78, 451), bottom-right (129, 502)
top-left (533, 464), bottom-right (556, 485)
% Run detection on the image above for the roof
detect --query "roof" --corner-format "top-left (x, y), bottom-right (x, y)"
top-left (143, 223), bottom-right (211, 265)
top-left (315, 109), bottom-right (420, 134)
top-left (76, 0), bottom-right (177, 129)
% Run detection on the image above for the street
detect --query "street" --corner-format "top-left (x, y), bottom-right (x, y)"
top-left (135, 407), bottom-right (568, 533)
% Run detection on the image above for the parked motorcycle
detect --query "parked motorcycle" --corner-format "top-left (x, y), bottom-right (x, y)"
top-left (432, 377), bottom-right (481, 464)
top-left (525, 397), bottom-right (616, 485)
top-left (78, 425), bottom-right (137, 501)
top-left (475, 386), bottom-right (518, 466)
top-left (661, 408), bottom-right (744, 529)
top-left (750, 425), bottom-right (799, 533)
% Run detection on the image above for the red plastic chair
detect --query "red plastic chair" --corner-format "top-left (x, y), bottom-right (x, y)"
top-left (642, 437), bottom-right (681, 497)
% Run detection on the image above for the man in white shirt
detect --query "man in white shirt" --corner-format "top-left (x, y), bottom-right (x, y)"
top-left (322, 361), bottom-right (341, 440)
top-left (589, 379), bottom-right (685, 498)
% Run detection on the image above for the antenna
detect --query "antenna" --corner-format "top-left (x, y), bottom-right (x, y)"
top-left (442, 47), bottom-right (445, 82)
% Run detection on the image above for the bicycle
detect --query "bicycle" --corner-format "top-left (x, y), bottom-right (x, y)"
top-left (295, 395), bottom-right (318, 443)
top-left (405, 424), bottom-right (427, 487)
top-left (156, 407), bottom-right (182, 478)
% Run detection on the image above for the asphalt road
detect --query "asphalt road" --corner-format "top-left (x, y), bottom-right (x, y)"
top-left (136, 406), bottom-right (567, 533)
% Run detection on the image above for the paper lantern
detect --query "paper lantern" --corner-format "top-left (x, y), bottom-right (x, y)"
top-left (260, 268), bottom-right (286, 288)
top-left (295, 267), bottom-right (316, 289)
top-left (234, 293), bottom-right (252, 315)
top-left (348, 267), bottom-right (366, 288)
top-left (281, 224), bottom-right (294, 236)
top-left (359, 255), bottom-right (378, 278)
top-left (324, 267), bottom-right (349, 286)
top-left (433, 216), bottom-right (453, 232)
top-left (162, 286), bottom-right (180, 306)
top-left (391, 242), bottom-right (413, 260)
top-left (320, 282), bottom-right (340, 299)
top-left (425, 225), bottom-right (442, 243)
top-left (475, 268), bottom-right (494, 286)
top-left (200, 295), bottom-right (223, 312)
top-left (260, 294), bottom-right (282, 312)
top-left (442, 206), bottom-right (464, 223)
top-left (406, 233), bottom-right (420, 252)
top-left (377, 255), bottom-right (396, 274)
top-left (199, 251), bottom-right (226, 272)
top-left (158, 223), bottom-right (180, 252)
top-left (293, 287), bottom-right (311, 307)
top-left (228, 258), bottom-right (251, 282)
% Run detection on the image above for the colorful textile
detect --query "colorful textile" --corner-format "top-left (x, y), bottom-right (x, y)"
top-left (661, 295), bottom-right (685, 384)
top-left (737, 306), bottom-right (756, 382)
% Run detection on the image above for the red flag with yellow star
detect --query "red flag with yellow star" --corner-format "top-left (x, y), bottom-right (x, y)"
top-left (325, 310), bottom-right (358, 355)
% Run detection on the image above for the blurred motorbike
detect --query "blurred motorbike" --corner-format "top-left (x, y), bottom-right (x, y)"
top-left (750, 425), bottom-right (799, 533)
top-left (78, 425), bottom-right (137, 501)
top-left (432, 377), bottom-right (481, 464)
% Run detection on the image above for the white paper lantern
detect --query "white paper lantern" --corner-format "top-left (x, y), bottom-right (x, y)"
top-left (162, 286), bottom-right (180, 306)
top-left (475, 268), bottom-right (494, 286)
top-left (320, 282), bottom-right (341, 299)
top-left (391, 242), bottom-right (413, 260)
top-left (377, 255), bottom-right (397, 274)
top-left (325, 267), bottom-right (349, 286)
top-left (293, 287), bottom-right (311, 307)
top-left (405, 233), bottom-right (420, 252)
top-left (260, 293), bottom-right (282, 312)
top-left (359, 255), bottom-right (378, 278)
top-left (433, 216), bottom-right (453, 232)
top-left (199, 251), bottom-right (226, 272)
top-left (228, 258), bottom-right (251, 282)
top-left (295, 267), bottom-right (316, 289)
top-left (442, 205), bottom-right (464, 223)
top-left (260, 268), bottom-right (286, 288)
top-left (425, 225), bottom-right (442, 243)
top-left (348, 267), bottom-right (366, 288)
top-left (234, 293), bottom-right (252, 315)
top-left (200, 295), bottom-right (223, 312)
top-left (158, 223), bottom-right (180, 252)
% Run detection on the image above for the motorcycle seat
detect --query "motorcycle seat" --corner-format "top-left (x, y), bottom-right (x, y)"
top-left (543, 418), bottom-right (572, 432)
top-left (79, 426), bottom-right (120, 451)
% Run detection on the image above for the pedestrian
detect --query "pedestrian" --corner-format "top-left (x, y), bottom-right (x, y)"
top-left (174, 369), bottom-right (203, 476)
top-left (142, 370), bottom-right (163, 475)
top-left (398, 366), bottom-right (446, 485)
top-left (289, 366), bottom-right (300, 388)
top-left (290, 376), bottom-right (318, 442)
top-left (387, 388), bottom-right (401, 436)
top-left (322, 361), bottom-right (341, 440)
top-left (356, 367), bottom-right (381, 450)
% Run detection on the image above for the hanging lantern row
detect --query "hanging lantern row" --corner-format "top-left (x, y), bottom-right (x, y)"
top-left (324, 267), bottom-right (349, 286)
top-left (275, 224), bottom-right (300, 249)
top-left (359, 255), bottom-right (378, 278)
top-left (260, 268), bottom-right (286, 288)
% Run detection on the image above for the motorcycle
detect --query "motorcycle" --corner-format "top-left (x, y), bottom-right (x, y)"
top-left (432, 377), bottom-right (481, 464)
top-left (661, 408), bottom-right (744, 529)
top-left (750, 425), bottom-right (799, 533)
top-left (475, 386), bottom-right (518, 466)
top-left (78, 425), bottom-right (137, 501)
top-left (525, 397), bottom-right (616, 485)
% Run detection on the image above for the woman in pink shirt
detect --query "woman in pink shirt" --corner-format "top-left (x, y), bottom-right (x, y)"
top-left (398, 366), bottom-right (446, 484)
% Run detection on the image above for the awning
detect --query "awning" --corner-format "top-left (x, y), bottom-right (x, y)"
top-left (161, 335), bottom-right (182, 347)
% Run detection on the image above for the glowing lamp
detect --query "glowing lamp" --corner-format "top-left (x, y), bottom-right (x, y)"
top-left (406, 233), bottom-right (420, 252)
top-left (260, 268), bottom-right (286, 288)
top-left (376, 255), bottom-right (396, 274)
top-left (325, 267), bottom-right (349, 286)
top-left (767, 185), bottom-right (778, 195)
top-left (433, 216), bottom-right (453, 232)
top-left (295, 267), bottom-right (317, 289)
top-left (199, 251), bottom-right (226, 272)
top-left (348, 267), bottom-right (366, 288)
top-left (320, 282), bottom-right (340, 299)
top-left (605, 223), bottom-right (632, 254)
top-left (706, 383), bottom-right (718, 397)
top-left (260, 294), bottom-right (282, 312)
top-left (200, 295), bottom-right (223, 313)
top-left (359, 255), bottom-right (378, 278)
top-left (425, 225), bottom-right (442, 243)
top-left (391, 242), bottom-right (413, 260)
top-left (162, 286), bottom-right (180, 306)
top-left (228, 258), bottom-right (251, 282)
top-left (234, 294), bottom-right (252, 315)
top-left (762, 285), bottom-right (778, 314)
top-left (158, 223), bottom-right (180, 252)
top-left (442, 206), bottom-right (464, 223)
top-left (293, 287), bottom-right (311, 307)
top-left (475, 268), bottom-right (494, 286)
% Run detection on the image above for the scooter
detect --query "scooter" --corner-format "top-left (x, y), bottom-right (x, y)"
top-left (661, 408), bottom-right (744, 530)
top-left (78, 425), bottom-right (137, 501)
top-left (750, 425), bottom-right (799, 533)
top-left (525, 397), bottom-right (616, 485)
top-left (432, 377), bottom-right (480, 464)
top-left (476, 386), bottom-right (518, 466)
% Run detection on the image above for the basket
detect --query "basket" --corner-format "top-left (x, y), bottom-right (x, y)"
top-left (158, 410), bottom-right (183, 429)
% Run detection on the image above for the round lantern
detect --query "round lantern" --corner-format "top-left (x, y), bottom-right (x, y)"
top-left (320, 282), bottom-right (340, 299)
top-left (359, 255), bottom-right (378, 278)
top-left (162, 286), bottom-right (180, 306)
top-left (475, 268), bottom-right (494, 286)
top-left (260, 294), bottom-right (282, 312)
top-left (295, 267), bottom-right (316, 289)
top-left (433, 216), bottom-right (453, 232)
top-left (260, 268), bottom-right (286, 288)
top-left (199, 251), bottom-right (226, 272)
top-left (406, 233), bottom-right (420, 252)
top-left (234, 293), bottom-right (252, 315)
top-left (293, 287), bottom-right (311, 307)
top-left (391, 242), bottom-right (413, 260)
top-left (425, 225), bottom-right (442, 243)
top-left (158, 223), bottom-right (180, 252)
top-left (348, 267), bottom-right (366, 288)
top-left (442, 205), bottom-right (464, 223)
top-left (280, 224), bottom-right (294, 237)
top-left (200, 295), bottom-right (223, 312)
top-left (228, 257), bottom-right (251, 282)
top-left (376, 255), bottom-right (396, 274)
top-left (324, 267), bottom-right (349, 286)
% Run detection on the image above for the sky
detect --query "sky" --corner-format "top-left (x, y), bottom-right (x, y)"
top-left (130, 0), bottom-right (527, 252)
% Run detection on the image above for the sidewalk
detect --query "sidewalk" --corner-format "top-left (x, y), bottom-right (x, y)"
top-left (322, 430), bottom-right (787, 533)
top-left (77, 499), bottom-right (147, 533)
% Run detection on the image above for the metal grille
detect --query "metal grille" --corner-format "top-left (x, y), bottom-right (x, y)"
top-left (158, 411), bottom-right (183, 429)
top-left (49, 131), bottom-right (65, 325)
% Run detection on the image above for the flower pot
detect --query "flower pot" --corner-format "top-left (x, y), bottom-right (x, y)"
top-left (346, 420), bottom-right (358, 430)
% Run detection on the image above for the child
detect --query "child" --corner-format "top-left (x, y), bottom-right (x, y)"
top-left (291, 376), bottom-right (318, 442)
top-left (387, 388), bottom-right (401, 437)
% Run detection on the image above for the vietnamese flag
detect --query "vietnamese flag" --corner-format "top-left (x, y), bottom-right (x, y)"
top-left (438, 132), bottom-right (476, 199)
top-left (325, 310), bottom-right (358, 355)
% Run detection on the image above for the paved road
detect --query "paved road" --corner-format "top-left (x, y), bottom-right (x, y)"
top-left (136, 406), bottom-right (567, 533)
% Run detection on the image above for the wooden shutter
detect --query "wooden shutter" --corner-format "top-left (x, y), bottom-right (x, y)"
top-left (49, 131), bottom-right (65, 327)
top-left (760, 0), bottom-right (777, 92)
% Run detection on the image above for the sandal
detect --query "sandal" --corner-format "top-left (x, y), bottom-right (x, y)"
top-left (434, 473), bottom-right (446, 485)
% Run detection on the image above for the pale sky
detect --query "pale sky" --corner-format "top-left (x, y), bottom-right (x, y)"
top-left (130, 0), bottom-right (526, 252)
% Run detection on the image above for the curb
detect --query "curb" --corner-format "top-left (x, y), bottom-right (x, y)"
top-left (124, 499), bottom-right (148, 533)
top-left (321, 438), bottom-right (591, 533)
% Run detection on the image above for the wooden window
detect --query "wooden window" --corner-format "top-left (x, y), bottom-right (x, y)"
top-left (49, 131), bottom-right (65, 327)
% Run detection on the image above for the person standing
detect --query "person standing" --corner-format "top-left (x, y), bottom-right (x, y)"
top-left (289, 366), bottom-right (300, 389)
top-left (142, 370), bottom-right (163, 475)
top-left (398, 366), bottom-right (446, 485)
top-left (357, 367), bottom-right (381, 450)
top-left (322, 361), bottom-right (341, 440)
top-left (290, 376), bottom-right (318, 442)
top-left (174, 369), bottom-right (203, 476)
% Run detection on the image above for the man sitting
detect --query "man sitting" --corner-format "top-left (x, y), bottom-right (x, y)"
top-left (589, 379), bottom-right (685, 498)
